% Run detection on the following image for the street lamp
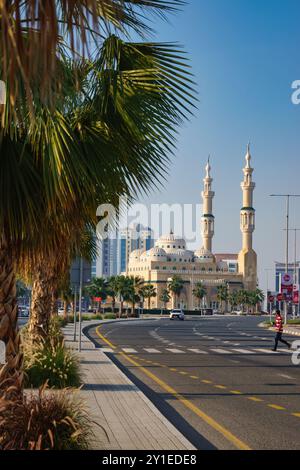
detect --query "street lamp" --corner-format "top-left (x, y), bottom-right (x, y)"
top-left (270, 194), bottom-right (300, 323)
top-left (265, 268), bottom-right (273, 322)
top-left (284, 228), bottom-right (300, 318)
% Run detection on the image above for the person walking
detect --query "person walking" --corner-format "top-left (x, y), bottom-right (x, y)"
top-left (272, 310), bottom-right (291, 351)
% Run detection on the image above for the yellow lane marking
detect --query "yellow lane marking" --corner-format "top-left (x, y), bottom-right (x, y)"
top-left (190, 376), bottom-right (199, 379)
top-left (96, 326), bottom-right (116, 349)
top-left (230, 390), bottom-right (242, 395)
top-left (215, 385), bottom-right (227, 390)
top-left (268, 404), bottom-right (286, 411)
top-left (119, 352), bottom-right (251, 451)
top-left (170, 368), bottom-right (178, 372)
top-left (247, 397), bottom-right (263, 402)
top-left (202, 380), bottom-right (212, 384)
top-left (292, 413), bottom-right (300, 418)
top-left (179, 371), bottom-right (188, 376)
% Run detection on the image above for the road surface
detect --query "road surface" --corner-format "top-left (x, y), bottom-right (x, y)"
top-left (86, 316), bottom-right (300, 450)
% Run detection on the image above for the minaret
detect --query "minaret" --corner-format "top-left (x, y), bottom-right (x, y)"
top-left (201, 157), bottom-right (215, 252)
top-left (238, 144), bottom-right (257, 291)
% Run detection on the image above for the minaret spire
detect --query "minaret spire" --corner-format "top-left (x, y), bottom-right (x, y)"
top-left (238, 144), bottom-right (257, 291)
top-left (201, 156), bottom-right (215, 253)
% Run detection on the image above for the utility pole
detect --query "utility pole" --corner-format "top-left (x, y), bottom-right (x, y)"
top-left (73, 284), bottom-right (77, 341)
top-left (284, 228), bottom-right (300, 318)
top-left (270, 194), bottom-right (300, 323)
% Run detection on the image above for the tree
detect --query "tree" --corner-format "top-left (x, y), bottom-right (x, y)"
top-left (1, 0), bottom-right (184, 112)
top-left (217, 285), bottom-right (229, 313)
top-left (168, 276), bottom-right (184, 309)
top-left (86, 278), bottom-right (108, 312)
top-left (107, 276), bottom-right (119, 313)
top-left (139, 285), bottom-right (157, 310)
top-left (0, 8), bottom-right (196, 393)
top-left (159, 289), bottom-right (171, 311)
top-left (193, 282), bottom-right (207, 309)
top-left (248, 289), bottom-right (265, 313)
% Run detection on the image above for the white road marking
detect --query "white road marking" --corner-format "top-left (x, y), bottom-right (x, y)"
top-left (278, 374), bottom-right (295, 380)
top-left (253, 348), bottom-right (277, 354)
top-left (188, 348), bottom-right (208, 355)
top-left (144, 348), bottom-right (161, 354)
top-left (122, 348), bottom-right (138, 353)
top-left (210, 348), bottom-right (232, 354)
top-left (166, 348), bottom-right (185, 354)
top-left (231, 348), bottom-right (255, 354)
top-left (101, 348), bottom-right (114, 353)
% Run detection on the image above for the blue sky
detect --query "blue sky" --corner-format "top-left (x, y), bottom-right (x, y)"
top-left (136, 0), bottom-right (300, 293)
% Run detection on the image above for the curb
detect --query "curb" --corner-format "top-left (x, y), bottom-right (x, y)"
top-left (258, 321), bottom-right (300, 337)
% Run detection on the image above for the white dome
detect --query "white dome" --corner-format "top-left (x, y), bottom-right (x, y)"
top-left (155, 232), bottom-right (186, 253)
top-left (194, 247), bottom-right (215, 263)
top-left (146, 247), bottom-right (167, 261)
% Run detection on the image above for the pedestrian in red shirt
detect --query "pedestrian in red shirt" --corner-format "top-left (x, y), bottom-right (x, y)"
top-left (272, 310), bottom-right (291, 351)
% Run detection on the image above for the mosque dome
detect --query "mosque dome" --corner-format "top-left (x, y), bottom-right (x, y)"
top-left (155, 231), bottom-right (186, 253)
top-left (194, 246), bottom-right (215, 263)
top-left (146, 247), bottom-right (168, 261)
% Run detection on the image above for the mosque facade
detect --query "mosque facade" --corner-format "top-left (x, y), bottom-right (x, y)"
top-left (126, 146), bottom-right (258, 310)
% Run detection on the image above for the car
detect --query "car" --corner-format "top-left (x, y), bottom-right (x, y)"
top-left (170, 309), bottom-right (185, 321)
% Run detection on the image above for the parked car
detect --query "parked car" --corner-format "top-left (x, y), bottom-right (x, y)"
top-left (170, 309), bottom-right (185, 321)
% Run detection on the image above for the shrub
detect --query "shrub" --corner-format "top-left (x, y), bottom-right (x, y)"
top-left (22, 318), bottom-right (82, 389)
top-left (103, 313), bottom-right (116, 320)
top-left (0, 385), bottom-right (96, 450)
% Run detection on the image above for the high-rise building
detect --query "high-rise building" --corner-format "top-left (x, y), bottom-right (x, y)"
top-left (94, 225), bottom-right (154, 278)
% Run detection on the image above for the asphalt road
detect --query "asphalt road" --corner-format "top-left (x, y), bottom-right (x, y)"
top-left (86, 316), bottom-right (300, 450)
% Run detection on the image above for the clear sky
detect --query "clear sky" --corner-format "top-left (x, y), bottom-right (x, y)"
top-left (135, 0), bottom-right (300, 294)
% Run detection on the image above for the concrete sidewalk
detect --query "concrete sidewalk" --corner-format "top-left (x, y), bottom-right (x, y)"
top-left (63, 322), bottom-right (195, 450)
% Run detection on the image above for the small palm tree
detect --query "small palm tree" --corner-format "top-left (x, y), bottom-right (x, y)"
top-left (107, 276), bottom-right (119, 313)
top-left (85, 277), bottom-right (108, 313)
top-left (193, 282), bottom-right (207, 309)
top-left (217, 285), bottom-right (229, 313)
top-left (168, 276), bottom-right (184, 309)
top-left (141, 285), bottom-right (157, 310)
top-left (159, 289), bottom-right (171, 312)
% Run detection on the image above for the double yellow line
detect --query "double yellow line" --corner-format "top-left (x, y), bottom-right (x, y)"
top-left (95, 326), bottom-right (251, 451)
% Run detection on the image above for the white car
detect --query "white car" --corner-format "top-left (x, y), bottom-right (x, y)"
top-left (170, 309), bottom-right (185, 321)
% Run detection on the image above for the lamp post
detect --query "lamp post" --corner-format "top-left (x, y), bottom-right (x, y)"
top-left (265, 268), bottom-right (273, 322)
top-left (270, 194), bottom-right (300, 323)
top-left (284, 228), bottom-right (300, 318)
top-left (78, 257), bottom-right (83, 352)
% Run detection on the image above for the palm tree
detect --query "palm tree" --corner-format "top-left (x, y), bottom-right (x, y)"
top-left (193, 282), bottom-right (207, 309)
top-left (140, 285), bottom-right (157, 310)
top-left (1, 0), bottom-right (183, 111)
top-left (107, 276), bottom-right (119, 313)
top-left (159, 289), bottom-right (171, 312)
top-left (217, 285), bottom-right (229, 313)
top-left (0, 14), bottom-right (196, 391)
top-left (86, 277), bottom-right (108, 312)
top-left (168, 276), bottom-right (184, 309)
top-left (249, 289), bottom-right (265, 313)
top-left (228, 291), bottom-right (238, 312)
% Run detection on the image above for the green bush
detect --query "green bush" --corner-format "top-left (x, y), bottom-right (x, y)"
top-left (24, 342), bottom-right (82, 389)
top-left (103, 312), bottom-right (116, 320)
top-left (22, 319), bottom-right (81, 389)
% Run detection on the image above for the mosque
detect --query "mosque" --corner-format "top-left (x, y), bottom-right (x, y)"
top-left (126, 145), bottom-right (258, 310)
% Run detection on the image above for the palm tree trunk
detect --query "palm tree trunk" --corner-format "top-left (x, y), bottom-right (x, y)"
top-left (28, 260), bottom-right (56, 341)
top-left (0, 236), bottom-right (23, 397)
